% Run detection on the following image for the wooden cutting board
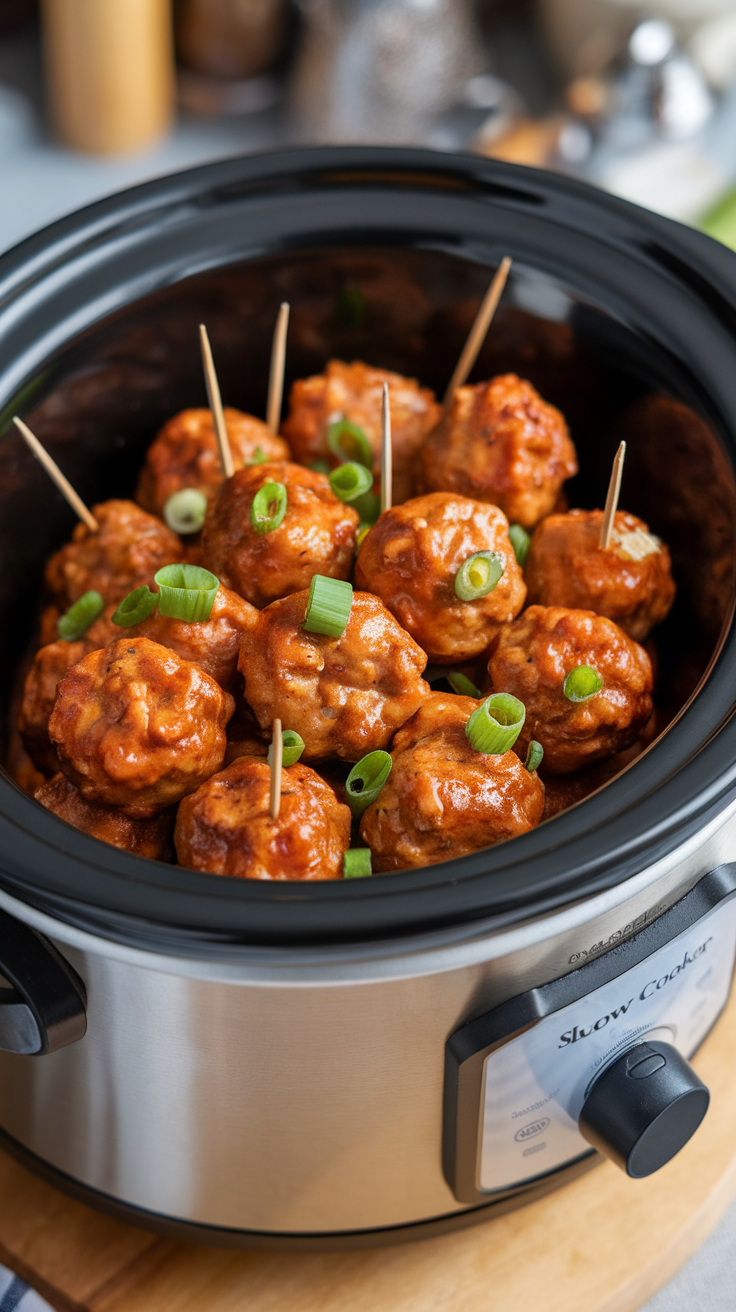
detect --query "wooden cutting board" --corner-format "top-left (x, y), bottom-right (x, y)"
top-left (1, 985), bottom-right (735, 1312)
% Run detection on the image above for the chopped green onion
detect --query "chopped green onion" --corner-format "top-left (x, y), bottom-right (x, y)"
top-left (352, 489), bottom-right (381, 524)
top-left (344, 848), bottom-right (372, 878)
top-left (337, 288), bottom-right (367, 328)
top-left (154, 564), bottom-right (219, 622)
top-left (524, 740), bottom-right (544, 772)
top-left (345, 750), bottom-right (392, 818)
top-left (448, 671), bottom-right (482, 698)
top-left (327, 419), bottom-right (373, 468)
top-left (58, 590), bottom-right (104, 641)
top-left (247, 446), bottom-right (268, 465)
top-left (563, 665), bottom-right (603, 703)
top-left (454, 551), bottom-right (505, 601)
top-left (303, 575), bottom-right (353, 638)
top-left (329, 461), bottom-right (374, 503)
top-left (466, 693), bottom-right (526, 754)
top-left (310, 459), bottom-right (331, 476)
top-left (509, 524), bottom-right (531, 568)
top-left (163, 488), bottom-right (208, 535)
top-left (112, 585), bottom-right (158, 628)
top-left (250, 481), bottom-right (287, 535)
top-left (356, 523), bottom-right (372, 550)
top-left (268, 729), bottom-right (305, 769)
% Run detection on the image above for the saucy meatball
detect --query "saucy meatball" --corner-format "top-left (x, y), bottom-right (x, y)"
top-left (239, 589), bottom-right (429, 761)
top-left (130, 584), bottom-right (257, 691)
top-left (355, 492), bottom-right (526, 663)
top-left (35, 773), bottom-right (174, 860)
top-left (49, 637), bottom-right (234, 817)
top-left (525, 509), bottom-right (675, 642)
top-left (416, 374), bottom-right (578, 528)
top-left (281, 359), bottom-right (441, 504)
top-left (45, 500), bottom-right (181, 609)
top-left (360, 692), bottom-right (545, 871)
top-left (175, 756), bottom-right (351, 879)
top-left (200, 461), bottom-right (359, 608)
top-left (136, 407), bottom-right (290, 516)
top-left (487, 605), bottom-right (653, 774)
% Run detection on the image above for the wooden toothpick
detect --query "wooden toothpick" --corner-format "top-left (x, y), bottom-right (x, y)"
top-left (199, 324), bottom-right (234, 479)
top-left (599, 441), bottom-right (627, 550)
top-left (380, 382), bottom-right (392, 514)
top-left (269, 717), bottom-right (283, 821)
top-left (443, 256), bottom-right (513, 410)
top-left (266, 302), bottom-right (290, 434)
top-left (13, 417), bottom-right (99, 532)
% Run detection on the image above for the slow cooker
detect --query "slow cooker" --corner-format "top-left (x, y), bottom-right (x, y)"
top-left (1, 147), bottom-right (736, 1249)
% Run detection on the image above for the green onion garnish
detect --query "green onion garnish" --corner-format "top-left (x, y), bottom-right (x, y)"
top-left (310, 459), bottom-right (331, 476)
top-left (303, 574), bottom-right (353, 638)
top-left (250, 481), bottom-right (287, 535)
top-left (563, 665), bottom-right (603, 703)
top-left (154, 564), bottom-right (219, 622)
top-left (356, 523), bottom-right (372, 550)
top-left (509, 524), bottom-right (531, 568)
top-left (466, 693), bottom-right (526, 754)
top-left (448, 671), bottom-right (482, 698)
top-left (112, 585), bottom-right (158, 628)
top-left (345, 750), bottom-right (392, 818)
top-left (524, 740), bottom-right (544, 772)
top-left (268, 729), bottom-right (304, 769)
top-left (344, 848), bottom-right (373, 878)
top-left (454, 551), bottom-right (505, 601)
top-left (247, 446), bottom-right (268, 465)
top-left (328, 461), bottom-right (374, 503)
top-left (327, 419), bottom-right (373, 468)
top-left (163, 488), bottom-right (208, 535)
top-left (352, 489), bottom-right (381, 524)
top-left (57, 590), bottom-right (104, 641)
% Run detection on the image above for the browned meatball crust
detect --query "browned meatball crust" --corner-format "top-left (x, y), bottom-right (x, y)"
top-left (35, 773), bottom-right (174, 859)
top-left (49, 637), bottom-right (234, 817)
top-left (129, 584), bottom-right (257, 691)
top-left (355, 492), bottom-right (526, 663)
top-left (525, 509), bottom-right (676, 642)
top-left (360, 693), bottom-right (545, 870)
top-left (136, 407), bottom-right (290, 516)
top-left (281, 359), bottom-right (441, 504)
top-left (45, 500), bottom-right (181, 609)
top-left (487, 605), bottom-right (653, 774)
top-left (175, 756), bottom-right (351, 880)
top-left (239, 589), bottom-right (429, 761)
top-left (200, 461), bottom-right (359, 609)
top-left (416, 374), bottom-right (578, 528)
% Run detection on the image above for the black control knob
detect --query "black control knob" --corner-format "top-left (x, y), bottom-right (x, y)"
top-left (578, 1040), bottom-right (709, 1178)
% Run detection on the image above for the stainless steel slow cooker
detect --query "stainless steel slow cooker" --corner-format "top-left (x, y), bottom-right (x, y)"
top-left (1, 147), bottom-right (736, 1248)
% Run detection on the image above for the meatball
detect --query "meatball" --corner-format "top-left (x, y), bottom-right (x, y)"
top-left (487, 605), bottom-right (653, 774)
top-left (281, 359), bottom-right (441, 504)
top-left (130, 584), bottom-right (257, 691)
top-left (45, 500), bottom-right (181, 609)
top-left (35, 773), bottom-right (174, 860)
top-left (135, 407), bottom-right (290, 516)
top-left (525, 509), bottom-right (675, 642)
top-left (239, 589), bottom-right (429, 761)
top-left (355, 492), bottom-right (526, 663)
top-left (175, 757), bottom-right (351, 880)
top-left (49, 637), bottom-right (234, 817)
top-left (200, 461), bottom-right (359, 608)
top-left (416, 374), bottom-right (578, 528)
top-left (360, 692), bottom-right (545, 871)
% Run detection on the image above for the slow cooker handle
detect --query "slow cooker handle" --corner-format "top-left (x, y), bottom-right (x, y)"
top-left (0, 908), bottom-right (87, 1055)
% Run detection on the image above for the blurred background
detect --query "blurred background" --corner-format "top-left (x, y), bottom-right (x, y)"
top-left (1, 0), bottom-right (736, 253)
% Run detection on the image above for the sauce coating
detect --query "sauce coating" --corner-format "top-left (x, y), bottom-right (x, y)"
top-left (35, 773), bottom-right (174, 859)
top-left (130, 583), bottom-right (257, 691)
top-left (45, 500), bottom-right (181, 609)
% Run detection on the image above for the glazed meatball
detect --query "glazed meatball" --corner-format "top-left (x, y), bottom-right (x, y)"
top-left (281, 359), bottom-right (441, 504)
top-left (49, 637), bottom-right (234, 817)
top-left (416, 374), bottom-right (578, 528)
top-left (239, 590), bottom-right (429, 761)
top-left (45, 500), bottom-right (181, 609)
top-left (355, 492), bottom-right (526, 663)
top-left (175, 756), bottom-right (351, 880)
top-left (525, 509), bottom-right (675, 642)
top-left (200, 461), bottom-right (359, 608)
top-left (487, 605), bottom-right (653, 774)
top-left (135, 407), bottom-right (290, 516)
top-left (35, 773), bottom-right (174, 860)
top-left (360, 692), bottom-right (545, 871)
top-left (130, 584), bottom-right (257, 691)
